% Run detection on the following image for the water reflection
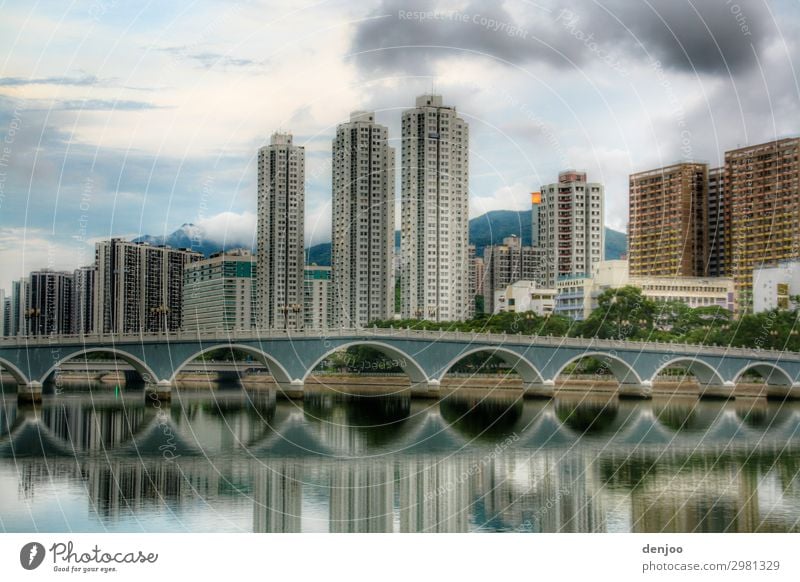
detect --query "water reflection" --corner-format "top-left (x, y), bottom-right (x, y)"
top-left (1, 387), bottom-right (799, 532)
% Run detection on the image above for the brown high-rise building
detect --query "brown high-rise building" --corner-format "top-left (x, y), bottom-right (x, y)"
top-left (706, 167), bottom-right (730, 277)
top-left (727, 138), bottom-right (800, 312)
top-left (629, 162), bottom-right (708, 277)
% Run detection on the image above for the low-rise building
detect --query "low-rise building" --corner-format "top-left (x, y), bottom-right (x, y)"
top-left (556, 260), bottom-right (734, 319)
top-left (304, 265), bottom-right (332, 330)
top-left (752, 260), bottom-right (800, 313)
top-left (494, 280), bottom-right (557, 316)
top-left (556, 260), bottom-right (629, 320)
top-left (183, 249), bottom-right (256, 332)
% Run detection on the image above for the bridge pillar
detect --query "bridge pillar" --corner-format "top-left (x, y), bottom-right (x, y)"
top-left (276, 379), bottom-right (304, 399)
top-left (618, 381), bottom-right (653, 399)
top-left (700, 381), bottom-right (736, 400)
top-left (523, 379), bottom-right (556, 398)
top-left (145, 380), bottom-right (173, 402)
top-left (410, 379), bottom-right (440, 397)
top-left (18, 381), bottom-right (43, 404)
top-left (766, 383), bottom-right (800, 401)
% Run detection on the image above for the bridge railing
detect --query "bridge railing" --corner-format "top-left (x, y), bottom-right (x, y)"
top-left (1, 327), bottom-right (798, 361)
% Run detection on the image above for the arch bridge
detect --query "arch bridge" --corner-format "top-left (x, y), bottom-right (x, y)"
top-left (1, 329), bottom-right (799, 402)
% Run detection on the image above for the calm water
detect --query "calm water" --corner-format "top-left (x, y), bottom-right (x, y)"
top-left (1, 384), bottom-right (799, 533)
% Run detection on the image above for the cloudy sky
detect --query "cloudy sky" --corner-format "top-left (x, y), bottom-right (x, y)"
top-left (0, 0), bottom-right (798, 292)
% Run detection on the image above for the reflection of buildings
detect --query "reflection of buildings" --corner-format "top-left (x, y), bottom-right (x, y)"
top-left (3, 397), bottom-right (800, 533)
top-left (253, 463), bottom-right (302, 533)
top-left (399, 457), bottom-right (471, 533)
top-left (629, 457), bottom-right (758, 533)
top-left (330, 462), bottom-right (394, 532)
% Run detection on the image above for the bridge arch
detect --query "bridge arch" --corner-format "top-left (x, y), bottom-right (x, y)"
top-left (302, 341), bottom-right (429, 384)
top-left (733, 362), bottom-right (794, 386)
top-left (40, 347), bottom-right (161, 385)
top-left (0, 356), bottom-right (30, 385)
top-left (169, 344), bottom-right (294, 385)
top-left (650, 357), bottom-right (726, 386)
top-left (554, 352), bottom-right (643, 385)
top-left (435, 346), bottom-right (544, 384)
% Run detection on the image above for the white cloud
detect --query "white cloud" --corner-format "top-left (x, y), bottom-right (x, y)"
top-left (195, 211), bottom-right (256, 246)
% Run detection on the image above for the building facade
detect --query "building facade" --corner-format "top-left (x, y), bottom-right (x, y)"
top-left (257, 133), bottom-right (305, 330)
top-left (95, 239), bottom-right (201, 334)
top-left (482, 235), bottom-right (545, 312)
top-left (400, 94), bottom-right (470, 322)
top-left (752, 260), bottom-right (800, 313)
top-left (706, 166), bottom-right (730, 277)
top-left (727, 138), bottom-right (800, 312)
top-left (629, 162), bottom-right (708, 278)
top-left (555, 260), bottom-right (733, 320)
top-left (26, 270), bottom-right (74, 336)
top-left (183, 249), bottom-right (256, 332)
top-left (0, 290), bottom-right (6, 337)
top-left (539, 170), bottom-right (604, 288)
top-left (332, 111), bottom-right (395, 328)
top-left (304, 265), bottom-right (332, 330)
top-left (493, 280), bottom-right (556, 316)
top-left (72, 266), bottom-right (95, 335)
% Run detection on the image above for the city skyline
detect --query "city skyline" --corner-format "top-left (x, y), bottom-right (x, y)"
top-left (2, 1), bottom-right (798, 294)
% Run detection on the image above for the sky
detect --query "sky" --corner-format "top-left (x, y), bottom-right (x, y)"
top-left (0, 0), bottom-right (798, 292)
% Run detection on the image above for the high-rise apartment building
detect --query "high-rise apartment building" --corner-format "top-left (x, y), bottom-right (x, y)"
top-left (1, 295), bottom-right (9, 337)
top-left (257, 132), bottom-right (305, 330)
top-left (401, 94), bottom-right (470, 322)
top-left (332, 111), bottom-right (395, 328)
top-left (9, 279), bottom-right (28, 336)
top-left (304, 265), bottom-right (332, 330)
top-left (467, 244), bottom-right (485, 317)
top-left (72, 266), bottom-right (95, 335)
top-left (26, 270), bottom-right (73, 336)
top-left (706, 166), bottom-right (730, 277)
top-left (183, 249), bottom-right (256, 332)
top-left (95, 239), bottom-right (201, 334)
top-left (0, 289), bottom-right (6, 337)
top-left (483, 235), bottom-right (545, 311)
top-left (539, 170), bottom-right (604, 287)
top-left (628, 162), bottom-right (708, 278)
top-left (726, 138), bottom-right (800, 312)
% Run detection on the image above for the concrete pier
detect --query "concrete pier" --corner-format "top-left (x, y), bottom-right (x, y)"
top-left (618, 381), bottom-right (653, 399)
top-left (410, 379), bottom-right (440, 396)
top-left (700, 381), bottom-right (736, 400)
top-left (145, 379), bottom-right (173, 402)
top-left (18, 381), bottom-right (43, 404)
top-left (276, 379), bottom-right (305, 399)
top-left (523, 380), bottom-right (556, 398)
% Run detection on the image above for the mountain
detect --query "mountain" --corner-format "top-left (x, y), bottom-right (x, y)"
top-left (468, 209), bottom-right (627, 259)
top-left (133, 223), bottom-right (255, 257)
top-left (139, 212), bottom-right (628, 265)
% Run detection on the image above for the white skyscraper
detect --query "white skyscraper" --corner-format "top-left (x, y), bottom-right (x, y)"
top-left (257, 132), bottom-right (305, 330)
top-left (332, 111), bottom-right (395, 328)
top-left (401, 94), bottom-right (470, 322)
top-left (539, 170), bottom-right (605, 288)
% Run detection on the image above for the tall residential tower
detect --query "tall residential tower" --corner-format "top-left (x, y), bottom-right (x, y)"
top-left (257, 133), bottom-right (305, 330)
top-left (332, 111), bottom-right (395, 328)
top-left (539, 171), bottom-right (604, 288)
top-left (400, 95), bottom-right (470, 322)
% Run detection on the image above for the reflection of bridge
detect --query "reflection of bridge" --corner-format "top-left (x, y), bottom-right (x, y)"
top-left (2, 329), bottom-right (800, 401)
top-left (3, 396), bottom-right (800, 458)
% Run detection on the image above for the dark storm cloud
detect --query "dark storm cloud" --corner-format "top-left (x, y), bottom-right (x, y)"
top-left (350, 0), bottom-right (586, 73)
top-left (596, 0), bottom-right (768, 75)
top-left (351, 0), bottom-right (771, 76)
